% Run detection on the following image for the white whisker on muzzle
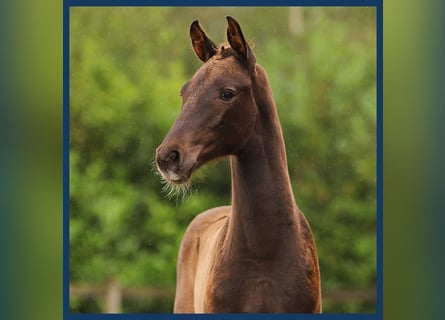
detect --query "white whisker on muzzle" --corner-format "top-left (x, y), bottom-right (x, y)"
top-left (151, 157), bottom-right (204, 203)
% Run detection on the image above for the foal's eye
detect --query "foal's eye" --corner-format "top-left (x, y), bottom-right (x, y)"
top-left (220, 89), bottom-right (236, 102)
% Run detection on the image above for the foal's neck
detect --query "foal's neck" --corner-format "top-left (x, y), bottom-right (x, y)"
top-left (228, 65), bottom-right (299, 257)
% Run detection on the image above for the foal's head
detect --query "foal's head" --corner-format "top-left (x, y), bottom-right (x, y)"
top-left (156, 17), bottom-right (258, 185)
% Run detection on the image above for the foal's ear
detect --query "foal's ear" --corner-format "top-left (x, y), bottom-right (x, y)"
top-left (226, 16), bottom-right (255, 70)
top-left (190, 20), bottom-right (218, 63)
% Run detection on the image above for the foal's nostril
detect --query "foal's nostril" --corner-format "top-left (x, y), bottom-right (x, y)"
top-left (156, 148), bottom-right (181, 171)
top-left (167, 150), bottom-right (180, 166)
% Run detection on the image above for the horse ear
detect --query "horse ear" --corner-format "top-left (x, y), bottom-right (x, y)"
top-left (190, 20), bottom-right (218, 63)
top-left (226, 16), bottom-right (253, 61)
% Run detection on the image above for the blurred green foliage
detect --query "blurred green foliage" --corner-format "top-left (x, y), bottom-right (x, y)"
top-left (70, 7), bottom-right (376, 313)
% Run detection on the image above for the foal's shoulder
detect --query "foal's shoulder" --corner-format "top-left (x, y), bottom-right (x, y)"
top-left (186, 206), bottom-right (231, 235)
top-left (178, 206), bottom-right (230, 258)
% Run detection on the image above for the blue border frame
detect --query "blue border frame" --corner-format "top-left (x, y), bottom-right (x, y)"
top-left (376, 2), bottom-right (383, 318)
top-left (64, 1), bottom-right (383, 319)
top-left (65, 0), bottom-right (379, 6)
top-left (63, 1), bottom-right (71, 317)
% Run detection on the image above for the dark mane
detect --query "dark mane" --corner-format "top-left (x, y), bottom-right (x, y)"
top-left (216, 45), bottom-right (236, 60)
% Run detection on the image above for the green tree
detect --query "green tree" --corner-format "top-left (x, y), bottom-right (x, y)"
top-left (70, 7), bottom-right (376, 313)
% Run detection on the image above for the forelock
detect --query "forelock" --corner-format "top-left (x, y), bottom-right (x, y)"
top-left (215, 45), bottom-right (236, 60)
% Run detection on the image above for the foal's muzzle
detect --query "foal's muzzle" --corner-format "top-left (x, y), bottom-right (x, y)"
top-left (156, 147), bottom-right (190, 184)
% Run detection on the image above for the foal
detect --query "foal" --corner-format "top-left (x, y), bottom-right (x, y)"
top-left (156, 16), bottom-right (321, 313)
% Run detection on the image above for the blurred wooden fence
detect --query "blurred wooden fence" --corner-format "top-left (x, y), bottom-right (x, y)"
top-left (70, 278), bottom-right (376, 313)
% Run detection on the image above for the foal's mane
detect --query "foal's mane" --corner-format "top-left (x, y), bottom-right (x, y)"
top-left (216, 45), bottom-right (236, 59)
top-left (215, 41), bottom-right (255, 60)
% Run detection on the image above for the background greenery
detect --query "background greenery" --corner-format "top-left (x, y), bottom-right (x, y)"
top-left (70, 7), bottom-right (376, 313)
